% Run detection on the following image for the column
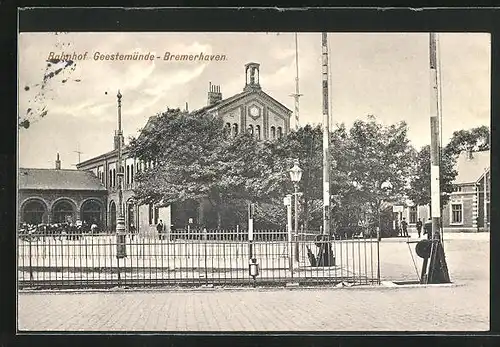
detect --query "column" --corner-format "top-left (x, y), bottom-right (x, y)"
top-left (285, 113), bottom-right (291, 134)
top-left (472, 190), bottom-right (478, 230)
top-left (263, 106), bottom-right (268, 140)
top-left (240, 106), bottom-right (246, 131)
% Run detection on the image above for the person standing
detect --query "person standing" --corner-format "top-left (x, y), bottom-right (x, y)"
top-left (416, 218), bottom-right (423, 238)
top-left (156, 220), bottom-right (164, 240)
top-left (401, 217), bottom-right (409, 237)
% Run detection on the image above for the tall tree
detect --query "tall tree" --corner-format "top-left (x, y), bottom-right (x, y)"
top-left (342, 116), bottom-right (415, 230)
top-left (128, 108), bottom-right (275, 229)
top-left (444, 125), bottom-right (490, 157)
top-left (407, 145), bottom-right (458, 208)
top-left (264, 125), bottom-right (324, 231)
top-left (329, 123), bottom-right (366, 230)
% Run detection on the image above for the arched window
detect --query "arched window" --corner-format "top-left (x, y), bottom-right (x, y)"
top-left (277, 127), bottom-right (283, 139)
top-left (270, 126), bottom-right (276, 139)
top-left (255, 125), bottom-right (261, 140)
top-left (109, 169), bottom-right (112, 188)
top-left (225, 123), bottom-right (231, 136)
top-left (131, 165), bottom-right (134, 184)
top-left (126, 165), bottom-right (130, 186)
top-left (248, 124), bottom-right (254, 135)
top-left (52, 200), bottom-right (75, 223)
top-left (81, 200), bottom-right (103, 226)
top-left (233, 123), bottom-right (239, 137)
top-left (113, 168), bottom-right (116, 187)
top-left (23, 200), bottom-right (46, 225)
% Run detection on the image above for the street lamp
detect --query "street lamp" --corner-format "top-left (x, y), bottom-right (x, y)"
top-left (116, 90), bottom-right (126, 259)
top-left (289, 159), bottom-right (303, 262)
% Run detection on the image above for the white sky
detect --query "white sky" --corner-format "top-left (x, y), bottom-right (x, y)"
top-left (18, 32), bottom-right (491, 169)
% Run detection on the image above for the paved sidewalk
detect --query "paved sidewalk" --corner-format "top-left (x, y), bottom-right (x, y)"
top-left (18, 233), bottom-right (490, 332)
top-left (18, 280), bottom-right (488, 331)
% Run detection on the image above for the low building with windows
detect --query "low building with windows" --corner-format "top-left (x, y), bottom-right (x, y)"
top-left (74, 62), bottom-right (292, 233)
top-left (18, 154), bottom-right (107, 226)
top-left (400, 149), bottom-right (490, 232)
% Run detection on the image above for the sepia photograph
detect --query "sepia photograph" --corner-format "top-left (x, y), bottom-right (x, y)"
top-left (17, 29), bottom-right (490, 332)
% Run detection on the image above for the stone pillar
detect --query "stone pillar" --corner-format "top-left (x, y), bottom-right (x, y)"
top-left (240, 106), bottom-right (246, 131)
top-left (472, 191), bottom-right (478, 230)
top-left (285, 112), bottom-right (291, 134)
top-left (263, 106), bottom-right (268, 140)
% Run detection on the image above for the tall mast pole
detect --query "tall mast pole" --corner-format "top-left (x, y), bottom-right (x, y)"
top-left (322, 32), bottom-right (330, 236)
top-left (74, 143), bottom-right (83, 164)
top-left (426, 32), bottom-right (450, 284)
top-left (290, 32), bottom-right (303, 130)
top-left (429, 33), bottom-right (440, 244)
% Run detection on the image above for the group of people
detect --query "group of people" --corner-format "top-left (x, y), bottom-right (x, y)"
top-left (19, 220), bottom-right (101, 241)
top-left (398, 217), bottom-right (435, 239)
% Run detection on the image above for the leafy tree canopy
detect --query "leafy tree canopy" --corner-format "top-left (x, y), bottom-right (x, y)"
top-left (128, 108), bottom-right (277, 228)
top-left (342, 116), bottom-right (415, 221)
top-left (406, 145), bottom-right (458, 208)
top-left (444, 125), bottom-right (490, 157)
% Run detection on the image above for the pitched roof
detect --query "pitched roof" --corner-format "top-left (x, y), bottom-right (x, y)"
top-left (454, 150), bottom-right (490, 184)
top-left (19, 168), bottom-right (107, 191)
top-left (191, 91), bottom-right (250, 116)
top-left (78, 89), bottom-right (291, 168)
top-left (191, 89), bottom-right (292, 116)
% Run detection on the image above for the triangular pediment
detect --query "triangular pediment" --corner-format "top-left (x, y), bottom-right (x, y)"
top-left (217, 90), bottom-right (292, 119)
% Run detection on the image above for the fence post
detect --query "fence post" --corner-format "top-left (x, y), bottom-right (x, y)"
top-left (203, 227), bottom-right (208, 285)
top-left (376, 227), bottom-right (381, 284)
top-left (285, 195), bottom-right (293, 276)
top-left (29, 235), bottom-right (34, 282)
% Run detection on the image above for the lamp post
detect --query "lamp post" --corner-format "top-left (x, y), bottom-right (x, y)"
top-left (289, 159), bottom-right (303, 263)
top-left (116, 90), bottom-right (127, 259)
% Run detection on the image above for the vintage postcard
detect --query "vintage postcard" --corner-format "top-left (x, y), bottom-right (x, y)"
top-left (17, 22), bottom-right (490, 331)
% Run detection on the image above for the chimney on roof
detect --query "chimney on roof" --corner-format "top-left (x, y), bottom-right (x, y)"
top-left (466, 147), bottom-right (474, 160)
top-left (207, 82), bottom-right (222, 105)
top-left (55, 153), bottom-right (61, 170)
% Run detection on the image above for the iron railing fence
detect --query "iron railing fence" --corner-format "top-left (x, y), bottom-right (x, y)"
top-left (18, 229), bottom-right (380, 289)
top-left (168, 229), bottom-right (324, 242)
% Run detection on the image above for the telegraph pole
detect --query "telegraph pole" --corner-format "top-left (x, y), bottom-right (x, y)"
top-left (426, 32), bottom-right (450, 284)
top-left (321, 32), bottom-right (330, 236)
top-left (290, 33), bottom-right (303, 130)
top-left (74, 143), bottom-right (83, 164)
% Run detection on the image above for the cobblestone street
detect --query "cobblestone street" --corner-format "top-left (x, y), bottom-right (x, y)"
top-left (18, 232), bottom-right (489, 331)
